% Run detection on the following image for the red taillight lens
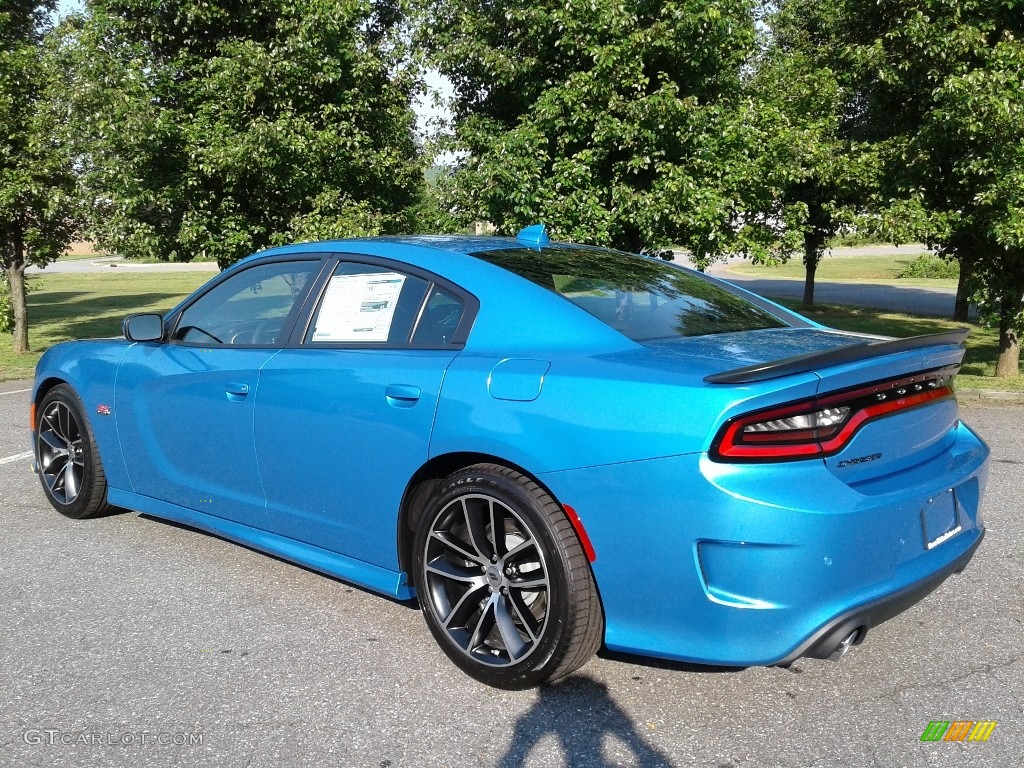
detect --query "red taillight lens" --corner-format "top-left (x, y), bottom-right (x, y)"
top-left (710, 370), bottom-right (956, 462)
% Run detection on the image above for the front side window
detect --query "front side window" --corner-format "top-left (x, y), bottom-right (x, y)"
top-left (173, 260), bottom-right (318, 346)
top-left (472, 246), bottom-right (789, 340)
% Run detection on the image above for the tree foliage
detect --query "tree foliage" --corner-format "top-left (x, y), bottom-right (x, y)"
top-left (835, 0), bottom-right (1024, 376)
top-left (417, 0), bottom-right (772, 259)
top-left (63, 0), bottom-right (425, 268)
top-left (1, 1), bottom-right (78, 352)
top-left (750, 1), bottom-right (879, 305)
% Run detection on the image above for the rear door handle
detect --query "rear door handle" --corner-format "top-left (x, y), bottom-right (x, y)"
top-left (225, 382), bottom-right (250, 401)
top-left (385, 384), bottom-right (421, 408)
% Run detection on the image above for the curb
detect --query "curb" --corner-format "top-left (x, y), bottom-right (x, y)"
top-left (957, 389), bottom-right (1024, 404)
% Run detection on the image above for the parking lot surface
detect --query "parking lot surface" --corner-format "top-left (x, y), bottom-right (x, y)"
top-left (1, 380), bottom-right (1020, 767)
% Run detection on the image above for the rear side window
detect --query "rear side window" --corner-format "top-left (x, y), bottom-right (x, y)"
top-left (411, 286), bottom-right (465, 345)
top-left (306, 262), bottom-right (428, 345)
top-left (472, 246), bottom-right (788, 340)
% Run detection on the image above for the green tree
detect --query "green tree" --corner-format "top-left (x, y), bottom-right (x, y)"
top-left (417, 1), bottom-right (770, 260)
top-left (1, 1), bottom-right (77, 353)
top-left (838, 0), bottom-right (1024, 376)
top-left (63, 0), bottom-right (424, 268)
top-left (749, 1), bottom-right (878, 305)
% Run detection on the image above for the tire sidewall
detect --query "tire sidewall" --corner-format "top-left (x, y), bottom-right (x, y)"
top-left (413, 468), bottom-right (574, 689)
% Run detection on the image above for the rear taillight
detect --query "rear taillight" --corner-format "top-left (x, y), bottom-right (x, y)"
top-left (710, 369), bottom-right (956, 462)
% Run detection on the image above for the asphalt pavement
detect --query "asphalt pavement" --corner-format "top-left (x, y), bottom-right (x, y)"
top-left (0, 380), bottom-right (1020, 768)
top-left (692, 247), bottom-right (965, 319)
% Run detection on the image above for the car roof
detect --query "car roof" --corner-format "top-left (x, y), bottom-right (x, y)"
top-left (226, 231), bottom-right (639, 355)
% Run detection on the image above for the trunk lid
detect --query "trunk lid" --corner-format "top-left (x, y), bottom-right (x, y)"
top-left (646, 327), bottom-right (968, 482)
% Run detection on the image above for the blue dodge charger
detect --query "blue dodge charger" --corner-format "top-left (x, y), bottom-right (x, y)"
top-left (31, 225), bottom-right (989, 689)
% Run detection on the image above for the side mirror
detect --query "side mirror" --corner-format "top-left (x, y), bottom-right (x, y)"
top-left (123, 313), bottom-right (165, 342)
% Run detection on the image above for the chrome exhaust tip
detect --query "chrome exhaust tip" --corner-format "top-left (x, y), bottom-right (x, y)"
top-left (828, 629), bottom-right (862, 661)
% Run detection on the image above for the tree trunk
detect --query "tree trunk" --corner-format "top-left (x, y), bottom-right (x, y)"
top-left (803, 259), bottom-right (817, 305)
top-left (953, 257), bottom-right (972, 322)
top-left (6, 260), bottom-right (30, 353)
top-left (802, 231), bottom-right (825, 306)
top-left (995, 308), bottom-right (1020, 378)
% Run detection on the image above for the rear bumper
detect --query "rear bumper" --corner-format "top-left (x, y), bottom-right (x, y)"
top-left (538, 419), bottom-right (990, 666)
top-left (780, 529), bottom-right (984, 664)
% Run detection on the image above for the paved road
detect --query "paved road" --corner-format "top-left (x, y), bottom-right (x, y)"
top-left (684, 248), bottom-right (964, 319)
top-left (27, 258), bottom-right (220, 274)
top-left (0, 381), bottom-right (1020, 767)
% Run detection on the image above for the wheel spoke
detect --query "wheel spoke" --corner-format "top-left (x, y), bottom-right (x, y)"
top-left (58, 404), bottom-right (73, 444)
top-left (511, 574), bottom-right (547, 590)
top-left (42, 408), bottom-right (64, 443)
top-left (489, 498), bottom-right (507, 558)
top-left (425, 555), bottom-right (485, 584)
top-left (504, 536), bottom-right (537, 563)
top-left (507, 589), bottom-right (542, 643)
top-left (39, 429), bottom-right (67, 455)
top-left (462, 498), bottom-right (493, 561)
top-left (430, 530), bottom-right (485, 566)
top-left (42, 455), bottom-right (67, 492)
top-left (468, 595), bottom-right (498, 653)
top-left (443, 584), bottom-right (490, 631)
top-left (494, 595), bottom-right (528, 660)
top-left (64, 462), bottom-right (81, 501)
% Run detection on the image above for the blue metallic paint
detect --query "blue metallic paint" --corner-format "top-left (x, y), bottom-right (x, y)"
top-left (31, 235), bottom-right (990, 668)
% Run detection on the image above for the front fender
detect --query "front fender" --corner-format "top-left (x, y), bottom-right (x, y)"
top-left (33, 340), bottom-right (134, 493)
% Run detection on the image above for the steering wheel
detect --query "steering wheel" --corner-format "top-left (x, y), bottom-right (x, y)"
top-left (176, 325), bottom-right (224, 345)
top-left (229, 318), bottom-right (279, 345)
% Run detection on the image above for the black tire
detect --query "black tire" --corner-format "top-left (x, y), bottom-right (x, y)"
top-left (413, 463), bottom-right (603, 689)
top-left (35, 384), bottom-right (111, 520)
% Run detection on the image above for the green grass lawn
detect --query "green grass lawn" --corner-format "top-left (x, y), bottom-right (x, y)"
top-left (726, 252), bottom-right (959, 289)
top-left (1, 269), bottom-right (1020, 391)
top-left (0, 271), bottom-right (213, 381)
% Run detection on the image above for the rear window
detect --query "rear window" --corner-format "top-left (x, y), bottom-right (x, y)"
top-left (472, 246), bottom-right (788, 340)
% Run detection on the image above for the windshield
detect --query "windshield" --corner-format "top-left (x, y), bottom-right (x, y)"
top-left (471, 246), bottom-right (789, 341)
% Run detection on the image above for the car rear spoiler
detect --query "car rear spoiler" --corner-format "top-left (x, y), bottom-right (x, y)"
top-left (704, 329), bottom-right (969, 385)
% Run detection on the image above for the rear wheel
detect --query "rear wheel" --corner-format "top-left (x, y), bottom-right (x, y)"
top-left (35, 384), bottom-right (111, 519)
top-left (413, 464), bottom-right (603, 689)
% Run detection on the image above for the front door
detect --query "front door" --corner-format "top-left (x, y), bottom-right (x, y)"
top-left (115, 258), bottom-right (322, 528)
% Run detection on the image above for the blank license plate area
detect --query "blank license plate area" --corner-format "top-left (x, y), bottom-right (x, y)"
top-left (921, 490), bottom-right (961, 550)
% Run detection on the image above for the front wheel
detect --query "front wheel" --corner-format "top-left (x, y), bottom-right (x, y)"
top-left (35, 384), bottom-right (111, 519)
top-left (413, 464), bottom-right (603, 689)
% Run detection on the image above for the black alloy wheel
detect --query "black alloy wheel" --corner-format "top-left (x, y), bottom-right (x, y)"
top-left (414, 464), bottom-right (603, 689)
top-left (35, 384), bottom-right (111, 519)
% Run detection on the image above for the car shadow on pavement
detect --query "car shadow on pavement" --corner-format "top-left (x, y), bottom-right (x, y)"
top-left (498, 675), bottom-right (676, 767)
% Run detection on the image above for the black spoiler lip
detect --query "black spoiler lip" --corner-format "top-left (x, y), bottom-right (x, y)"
top-left (704, 329), bottom-right (969, 385)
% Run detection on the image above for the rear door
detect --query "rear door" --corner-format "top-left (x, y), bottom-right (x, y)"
top-left (115, 257), bottom-right (323, 528)
top-left (254, 258), bottom-right (477, 569)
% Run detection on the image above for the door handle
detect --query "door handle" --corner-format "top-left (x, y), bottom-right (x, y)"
top-left (385, 384), bottom-right (421, 408)
top-left (225, 382), bottom-right (250, 401)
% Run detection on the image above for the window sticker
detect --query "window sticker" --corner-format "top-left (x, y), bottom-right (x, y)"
top-left (311, 272), bottom-right (407, 342)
